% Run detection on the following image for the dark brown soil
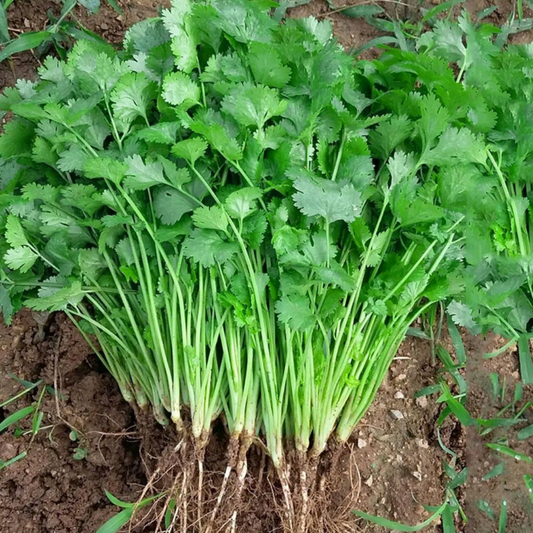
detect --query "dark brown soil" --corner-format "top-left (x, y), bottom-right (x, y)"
top-left (0, 0), bottom-right (168, 88)
top-left (1, 1), bottom-right (533, 532)
top-left (462, 333), bottom-right (533, 533)
top-left (0, 311), bottom-right (145, 532)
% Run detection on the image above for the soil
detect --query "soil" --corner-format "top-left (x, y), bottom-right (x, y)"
top-left (0, 311), bottom-right (145, 532)
top-left (1, 1), bottom-right (533, 532)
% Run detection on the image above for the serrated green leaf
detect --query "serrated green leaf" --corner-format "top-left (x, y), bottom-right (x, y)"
top-left (192, 205), bottom-right (228, 232)
top-left (5, 215), bottom-right (29, 248)
top-left (225, 187), bottom-right (262, 219)
top-left (162, 71), bottom-right (200, 108)
top-left (4, 247), bottom-right (38, 273)
top-left (183, 228), bottom-right (239, 267)
top-left (291, 170), bottom-right (362, 223)
top-left (111, 72), bottom-right (156, 125)
top-left (275, 293), bottom-right (316, 331)
top-left (221, 83), bottom-right (287, 129)
top-left (124, 155), bottom-right (167, 190)
top-left (154, 186), bottom-right (197, 225)
top-left (172, 137), bottom-right (207, 165)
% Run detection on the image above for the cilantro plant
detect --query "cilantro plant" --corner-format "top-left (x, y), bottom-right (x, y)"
top-left (0, 0), bottom-right (465, 529)
top-left (395, 12), bottom-right (533, 384)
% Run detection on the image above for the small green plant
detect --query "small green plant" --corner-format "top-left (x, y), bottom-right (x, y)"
top-left (96, 491), bottom-right (164, 533)
top-left (0, 0), bottom-right (122, 64)
top-left (0, 375), bottom-right (54, 467)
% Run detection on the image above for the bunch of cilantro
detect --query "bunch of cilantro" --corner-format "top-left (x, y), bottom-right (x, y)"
top-left (0, 0), bottom-right (466, 525)
top-left (392, 12), bottom-right (533, 384)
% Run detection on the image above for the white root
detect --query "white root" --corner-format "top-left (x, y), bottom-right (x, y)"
top-left (179, 466), bottom-right (188, 532)
top-left (204, 464), bottom-right (232, 533)
top-left (228, 452), bottom-right (248, 533)
top-left (297, 467), bottom-right (309, 533)
top-left (279, 466), bottom-right (295, 532)
top-left (197, 458), bottom-right (204, 529)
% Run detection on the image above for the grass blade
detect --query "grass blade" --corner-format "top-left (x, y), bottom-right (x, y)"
top-left (448, 467), bottom-right (468, 490)
top-left (353, 502), bottom-right (447, 531)
top-left (0, 451), bottom-right (27, 470)
top-left (105, 490), bottom-right (137, 509)
top-left (517, 335), bottom-right (533, 384)
top-left (447, 313), bottom-right (466, 365)
top-left (0, 379), bottom-right (42, 409)
top-left (0, 405), bottom-right (34, 433)
top-left (525, 474), bottom-right (533, 506)
top-left (105, 0), bottom-right (123, 14)
top-left (438, 384), bottom-right (473, 426)
top-left (498, 500), bottom-right (508, 533)
top-left (483, 339), bottom-right (516, 359)
top-left (95, 508), bottom-right (133, 533)
top-left (487, 443), bottom-right (532, 463)
top-left (518, 424), bottom-right (533, 440)
top-left (0, 5), bottom-right (9, 43)
top-left (478, 499), bottom-right (495, 520)
top-left (0, 31), bottom-right (51, 62)
top-left (421, 0), bottom-right (464, 22)
top-left (441, 504), bottom-right (456, 533)
top-left (483, 463), bottom-right (504, 481)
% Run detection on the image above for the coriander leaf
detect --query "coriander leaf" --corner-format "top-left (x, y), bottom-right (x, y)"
top-left (421, 127), bottom-right (487, 167)
top-left (137, 122), bottom-right (180, 144)
top-left (272, 226), bottom-right (306, 255)
top-left (5, 215), bottom-right (29, 248)
top-left (57, 144), bottom-right (89, 173)
top-left (111, 72), bottom-right (156, 125)
top-left (369, 115), bottom-right (413, 159)
top-left (66, 40), bottom-right (127, 95)
top-left (290, 170), bottom-right (362, 223)
top-left (275, 294), bottom-right (316, 331)
top-left (221, 84), bottom-right (287, 129)
top-left (242, 210), bottom-right (267, 248)
top-left (79, 248), bottom-right (107, 279)
top-left (124, 18), bottom-right (170, 55)
top-left (0, 120), bottom-right (34, 158)
top-left (162, 72), bottom-right (200, 109)
top-left (26, 280), bottom-right (84, 311)
top-left (61, 184), bottom-right (104, 216)
top-left (172, 137), bottom-right (207, 165)
top-left (162, 1), bottom-right (197, 73)
top-left (32, 137), bottom-right (57, 166)
top-left (248, 42), bottom-right (291, 88)
top-left (192, 205), bottom-right (228, 232)
top-left (116, 238), bottom-right (135, 266)
top-left (158, 157), bottom-right (191, 188)
top-left (154, 186), bottom-right (197, 225)
top-left (22, 184), bottom-right (59, 203)
top-left (388, 151), bottom-right (416, 189)
top-left (4, 247), bottom-right (39, 273)
top-left (448, 300), bottom-right (479, 332)
top-left (183, 228), bottom-right (239, 267)
top-left (124, 155), bottom-right (168, 190)
top-left (212, 0), bottom-right (277, 44)
top-left (84, 157), bottom-right (127, 185)
top-left (188, 112), bottom-right (243, 161)
top-left (225, 187), bottom-right (262, 219)
top-left (314, 262), bottom-right (356, 292)
top-left (417, 94), bottom-right (450, 150)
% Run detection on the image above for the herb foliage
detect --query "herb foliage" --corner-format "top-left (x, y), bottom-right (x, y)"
top-left (0, 0), bottom-right (476, 484)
